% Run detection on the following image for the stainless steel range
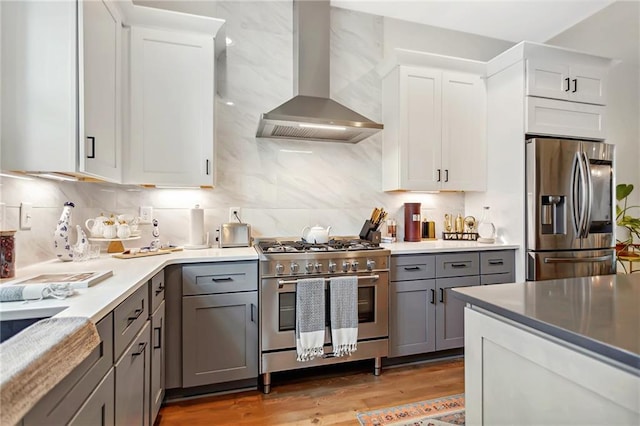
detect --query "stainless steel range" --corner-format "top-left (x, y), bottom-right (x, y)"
top-left (257, 238), bottom-right (390, 393)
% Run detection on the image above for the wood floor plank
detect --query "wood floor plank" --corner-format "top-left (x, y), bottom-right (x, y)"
top-left (157, 358), bottom-right (464, 425)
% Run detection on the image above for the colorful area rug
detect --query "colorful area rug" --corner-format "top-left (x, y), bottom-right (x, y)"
top-left (356, 394), bottom-right (465, 426)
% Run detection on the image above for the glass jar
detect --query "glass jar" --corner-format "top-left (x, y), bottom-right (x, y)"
top-left (1, 230), bottom-right (16, 278)
top-left (477, 206), bottom-right (496, 242)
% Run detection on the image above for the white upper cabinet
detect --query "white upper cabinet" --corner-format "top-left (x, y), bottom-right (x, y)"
top-left (1, 0), bottom-right (122, 182)
top-left (382, 65), bottom-right (486, 192)
top-left (123, 27), bottom-right (215, 187)
top-left (80, 0), bottom-right (122, 181)
top-left (526, 59), bottom-right (607, 105)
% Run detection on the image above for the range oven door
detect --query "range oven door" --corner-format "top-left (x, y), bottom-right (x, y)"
top-left (261, 272), bottom-right (389, 352)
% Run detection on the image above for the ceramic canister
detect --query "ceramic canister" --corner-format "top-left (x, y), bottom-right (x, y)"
top-left (404, 202), bottom-right (421, 242)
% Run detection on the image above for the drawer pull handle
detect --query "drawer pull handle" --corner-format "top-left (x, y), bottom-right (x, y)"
top-left (155, 284), bottom-right (165, 295)
top-left (132, 342), bottom-right (147, 357)
top-left (211, 277), bottom-right (233, 282)
top-left (154, 326), bottom-right (162, 349)
top-left (127, 307), bottom-right (143, 325)
top-left (250, 303), bottom-right (256, 323)
top-left (430, 289), bottom-right (435, 304)
top-left (450, 263), bottom-right (467, 268)
top-left (488, 260), bottom-right (504, 265)
top-left (439, 288), bottom-right (445, 303)
top-left (565, 77), bottom-right (570, 92)
top-left (403, 266), bottom-right (421, 271)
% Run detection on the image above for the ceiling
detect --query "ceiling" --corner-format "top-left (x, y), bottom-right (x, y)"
top-left (331, 0), bottom-right (615, 43)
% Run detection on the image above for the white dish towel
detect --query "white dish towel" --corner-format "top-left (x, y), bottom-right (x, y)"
top-left (296, 277), bottom-right (326, 361)
top-left (330, 275), bottom-right (358, 357)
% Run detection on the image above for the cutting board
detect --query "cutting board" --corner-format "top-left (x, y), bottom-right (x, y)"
top-left (112, 247), bottom-right (183, 259)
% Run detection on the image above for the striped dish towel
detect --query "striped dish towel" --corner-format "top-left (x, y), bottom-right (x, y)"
top-left (330, 275), bottom-right (358, 357)
top-left (0, 317), bottom-right (100, 425)
top-left (296, 277), bottom-right (326, 361)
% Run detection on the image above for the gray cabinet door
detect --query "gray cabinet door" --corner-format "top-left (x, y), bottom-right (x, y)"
top-left (150, 301), bottom-right (165, 424)
top-left (389, 279), bottom-right (436, 357)
top-left (68, 368), bottom-right (115, 426)
top-left (435, 275), bottom-right (479, 350)
top-left (115, 321), bottom-right (150, 426)
top-left (182, 292), bottom-right (258, 387)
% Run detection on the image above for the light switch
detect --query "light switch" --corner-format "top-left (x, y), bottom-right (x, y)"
top-left (20, 202), bottom-right (33, 230)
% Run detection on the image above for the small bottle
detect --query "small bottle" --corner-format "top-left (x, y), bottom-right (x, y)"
top-left (455, 214), bottom-right (464, 233)
top-left (477, 206), bottom-right (496, 243)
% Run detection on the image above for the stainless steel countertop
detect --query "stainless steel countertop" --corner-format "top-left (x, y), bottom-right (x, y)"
top-left (452, 274), bottom-right (640, 372)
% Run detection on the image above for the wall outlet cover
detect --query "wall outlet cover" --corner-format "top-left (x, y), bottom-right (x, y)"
top-left (20, 202), bottom-right (33, 230)
top-left (139, 206), bottom-right (153, 224)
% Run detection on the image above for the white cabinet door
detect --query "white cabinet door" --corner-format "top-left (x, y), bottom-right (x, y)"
top-left (525, 60), bottom-right (570, 101)
top-left (569, 64), bottom-right (607, 105)
top-left (526, 59), bottom-right (607, 106)
top-left (79, 0), bottom-right (122, 182)
top-left (525, 97), bottom-right (606, 140)
top-left (402, 67), bottom-right (442, 191)
top-left (441, 71), bottom-right (486, 191)
top-left (383, 66), bottom-right (486, 192)
top-left (127, 26), bottom-right (214, 187)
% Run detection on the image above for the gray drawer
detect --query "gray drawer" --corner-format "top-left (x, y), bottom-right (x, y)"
top-left (390, 255), bottom-right (436, 281)
top-left (183, 261), bottom-right (258, 295)
top-left (436, 252), bottom-right (479, 278)
top-left (23, 314), bottom-right (114, 425)
top-left (150, 269), bottom-right (165, 314)
top-left (481, 272), bottom-right (515, 285)
top-left (480, 250), bottom-right (515, 275)
top-left (114, 284), bottom-right (149, 361)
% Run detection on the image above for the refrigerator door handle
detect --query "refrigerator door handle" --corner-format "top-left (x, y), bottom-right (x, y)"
top-left (571, 152), bottom-right (585, 236)
top-left (581, 152), bottom-right (593, 238)
top-left (544, 255), bottom-right (612, 264)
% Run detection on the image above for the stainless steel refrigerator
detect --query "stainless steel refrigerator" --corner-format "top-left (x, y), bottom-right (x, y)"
top-left (526, 137), bottom-right (616, 281)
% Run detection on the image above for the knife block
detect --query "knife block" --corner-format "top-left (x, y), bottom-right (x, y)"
top-left (359, 220), bottom-right (377, 241)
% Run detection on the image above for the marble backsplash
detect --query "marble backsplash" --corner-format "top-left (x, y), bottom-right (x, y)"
top-left (0, 2), bottom-right (496, 269)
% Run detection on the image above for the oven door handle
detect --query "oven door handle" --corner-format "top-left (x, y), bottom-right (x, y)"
top-left (277, 274), bottom-right (379, 288)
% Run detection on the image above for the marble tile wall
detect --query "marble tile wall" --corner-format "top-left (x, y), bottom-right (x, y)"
top-left (1, 3), bottom-right (472, 269)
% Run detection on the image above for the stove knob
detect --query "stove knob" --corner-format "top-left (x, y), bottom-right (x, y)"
top-left (342, 261), bottom-right (350, 272)
top-left (351, 260), bottom-right (359, 272)
top-left (328, 261), bottom-right (337, 273)
top-left (275, 263), bottom-right (284, 274)
top-left (290, 262), bottom-right (299, 274)
top-left (305, 262), bottom-right (314, 273)
top-left (366, 259), bottom-right (376, 271)
top-left (314, 263), bottom-right (322, 273)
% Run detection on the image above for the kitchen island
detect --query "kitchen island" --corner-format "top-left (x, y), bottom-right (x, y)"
top-left (453, 274), bottom-right (640, 425)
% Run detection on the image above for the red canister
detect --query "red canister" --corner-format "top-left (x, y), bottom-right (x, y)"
top-left (404, 203), bottom-right (421, 242)
top-left (1, 230), bottom-right (16, 278)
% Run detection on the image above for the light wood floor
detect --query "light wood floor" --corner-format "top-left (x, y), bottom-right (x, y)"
top-left (158, 357), bottom-right (464, 426)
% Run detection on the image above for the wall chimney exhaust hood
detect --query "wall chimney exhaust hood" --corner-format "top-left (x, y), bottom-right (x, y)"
top-left (255, 0), bottom-right (383, 144)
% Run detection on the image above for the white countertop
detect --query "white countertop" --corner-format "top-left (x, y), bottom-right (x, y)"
top-left (0, 241), bottom-right (519, 323)
top-left (0, 247), bottom-right (258, 322)
top-left (382, 240), bottom-right (519, 254)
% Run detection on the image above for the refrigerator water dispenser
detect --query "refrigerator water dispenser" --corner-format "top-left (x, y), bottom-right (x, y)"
top-left (541, 195), bottom-right (565, 234)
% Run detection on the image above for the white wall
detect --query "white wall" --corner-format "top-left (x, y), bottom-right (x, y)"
top-left (1, 2), bottom-right (514, 268)
top-left (547, 1), bottom-right (640, 204)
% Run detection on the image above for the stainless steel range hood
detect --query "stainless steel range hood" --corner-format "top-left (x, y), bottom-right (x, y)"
top-left (256, 0), bottom-right (383, 144)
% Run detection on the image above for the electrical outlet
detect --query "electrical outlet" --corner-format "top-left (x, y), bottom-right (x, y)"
top-left (139, 206), bottom-right (153, 224)
top-left (20, 202), bottom-right (33, 230)
top-left (229, 207), bottom-right (241, 222)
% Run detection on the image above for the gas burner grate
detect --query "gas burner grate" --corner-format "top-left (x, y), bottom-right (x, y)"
top-left (258, 238), bottom-right (381, 254)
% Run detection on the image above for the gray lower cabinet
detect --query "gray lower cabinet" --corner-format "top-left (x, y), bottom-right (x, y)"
top-left (480, 250), bottom-right (516, 284)
top-left (435, 275), bottom-right (479, 350)
top-left (150, 300), bottom-right (165, 421)
top-left (68, 368), bottom-right (115, 426)
top-left (390, 250), bottom-right (514, 357)
top-left (182, 292), bottom-right (258, 387)
top-left (181, 262), bottom-right (259, 388)
top-left (115, 320), bottom-right (151, 426)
